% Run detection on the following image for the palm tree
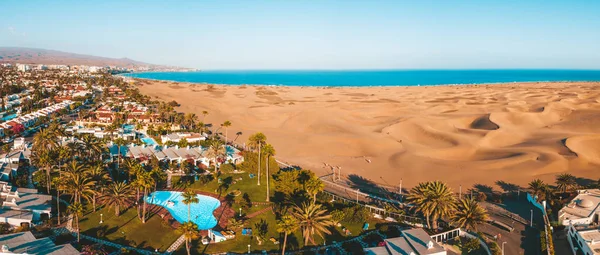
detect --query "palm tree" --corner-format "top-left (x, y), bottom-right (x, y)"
top-left (262, 143), bottom-right (276, 202)
top-left (81, 134), bottom-right (105, 161)
top-left (181, 189), bottom-right (199, 222)
top-left (248, 133), bottom-right (267, 186)
top-left (555, 173), bottom-right (577, 193)
top-left (452, 198), bottom-right (488, 231)
top-left (291, 202), bottom-right (334, 245)
top-left (221, 121), bottom-right (231, 143)
top-left (206, 140), bottom-right (225, 172)
top-left (178, 221), bottom-right (200, 255)
top-left (305, 177), bottom-right (325, 204)
top-left (30, 150), bottom-right (54, 194)
top-left (138, 172), bottom-right (155, 223)
top-left (277, 215), bottom-right (299, 255)
top-left (407, 181), bottom-right (457, 229)
top-left (86, 164), bottom-right (111, 212)
top-left (68, 202), bottom-right (84, 242)
top-left (64, 163), bottom-right (96, 205)
top-left (201, 110), bottom-right (208, 123)
top-left (32, 127), bottom-right (59, 151)
top-left (113, 137), bottom-right (128, 171)
top-left (100, 182), bottom-right (135, 216)
top-left (529, 179), bottom-right (547, 201)
top-left (52, 176), bottom-right (67, 225)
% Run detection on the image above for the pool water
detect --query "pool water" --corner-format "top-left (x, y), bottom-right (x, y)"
top-left (122, 124), bottom-right (135, 130)
top-left (1, 113), bottom-right (17, 122)
top-left (141, 137), bottom-right (157, 146)
top-left (146, 191), bottom-right (220, 230)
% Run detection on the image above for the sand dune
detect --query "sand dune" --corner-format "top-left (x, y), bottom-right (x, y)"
top-left (137, 81), bottom-right (600, 190)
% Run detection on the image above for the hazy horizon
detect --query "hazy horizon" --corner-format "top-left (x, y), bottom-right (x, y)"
top-left (1, 0), bottom-right (599, 70)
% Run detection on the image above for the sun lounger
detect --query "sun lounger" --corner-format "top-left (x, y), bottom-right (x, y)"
top-left (269, 237), bottom-right (280, 244)
top-left (384, 217), bottom-right (397, 222)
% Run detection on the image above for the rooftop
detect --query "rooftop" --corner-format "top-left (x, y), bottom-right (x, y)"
top-left (578, 228), bottom-right (600, 255)
top-left (560, 189), bottom-right (600, 223)
top-left (364, 228), bottom-right (446, 255)
top-left (0, 231), bottom-right (80, 255)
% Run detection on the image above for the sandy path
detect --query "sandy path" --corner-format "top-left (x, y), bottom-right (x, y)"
top-left (136, 80), bottom-right (600, 191)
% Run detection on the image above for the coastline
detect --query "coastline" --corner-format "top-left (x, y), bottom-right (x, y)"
top-left (135, 79), bottom-right (600, 190)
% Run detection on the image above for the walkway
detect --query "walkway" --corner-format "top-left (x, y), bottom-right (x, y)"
top-left (245, 206), bottom-right (272, 219)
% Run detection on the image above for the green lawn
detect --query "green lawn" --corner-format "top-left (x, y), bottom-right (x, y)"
top-left (173, 172), bottom-right (274, 203)
top-left (78, 205), bottom-right (180, 252)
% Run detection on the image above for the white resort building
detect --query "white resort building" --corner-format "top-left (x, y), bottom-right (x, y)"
top-left (559, 189), bottom-right (600, 255)
top-left (364, 228), bottom-right (447, 255)
top-left (161, 132), bottom-right (207, 144)
top-left (0, 182), bottom-right (52, 228)
top-left (0, 231), bottom-right (79, 255)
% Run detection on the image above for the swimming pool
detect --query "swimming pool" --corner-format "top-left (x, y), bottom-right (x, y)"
top-left (146, 191), bottom-right (220, 229)
top-left (122, 124), bottom-right (135, 131)
top-left (1, 113), bottom-right (17, 122)
top-left (141, 137), bottom-right (157, 146)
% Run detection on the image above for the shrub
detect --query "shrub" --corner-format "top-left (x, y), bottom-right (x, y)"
top-left (460, 238), bottom-right (481, 254)
top-left (488, 241), bottom-right (501, 255)
top-left (331, 210), bottom-right (345, 224)
top-left (342, 205), bottom-right (370, 223)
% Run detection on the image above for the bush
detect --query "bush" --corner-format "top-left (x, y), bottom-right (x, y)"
top-left (220, 163), bottom-right (235, 173)
top-left (488, 241), bottom-right (501, 255)
top-left (342, 205), bottom-right (370, 223)
top-left (461, 238), bottom-right (481, 254)
top-left (331, 210), bottom-right (345, 224)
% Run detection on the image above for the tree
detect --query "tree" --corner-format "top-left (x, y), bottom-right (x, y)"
top-left (100, 182), bottom-right (135, 216)
top-left (201, 110), bottom-right (208, 123)
top-left (452, 198), bottom-right (488, 231)
top-left (227, 218), bottom-right (244, 231)
top-left (52, 176), bottom-right (68, 225)
top-left (262, 143), bottom-right (276, 202)
top-left (407, 181), bottom-right (456, 229)
top-left (206, 139), bottom-right (225, 172)
top-left (248, 133), bottom-right (267, 185)
top-left (68, 202), bottom-right (84, 242)
top-left (529, 179), bottom-right (548, 201)
top-left (221, 121), bottom-right (231, 143)
top-left (30, 150), bottom-right (54, 194)
top-left (305, 177), bottom-right (324, 204)
top-left (277, 215), bottom-right (299, 255)
top-left (291, 202), bottom-right (334, 245)
top-left (555, 173), bottom-right (577, 193)
top-left (138, 172), bottom-right (155, 223)
top-left (178, 221), bottom-right (200, 255)
top-left (64, 165), bottom-right (95, 205)
top-left (113, 138), bottom-right (128, 171)
top-left (85, 164), bottom-right (111, 212)
top-left (182, 189), bottom-right (199, 222)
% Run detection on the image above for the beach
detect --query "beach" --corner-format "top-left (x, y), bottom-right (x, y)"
top-left (136, 80), bottom-right (600, 190)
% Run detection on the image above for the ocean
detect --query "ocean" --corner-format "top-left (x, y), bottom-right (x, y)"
top-left (124, 70), bottom-right (600, 87)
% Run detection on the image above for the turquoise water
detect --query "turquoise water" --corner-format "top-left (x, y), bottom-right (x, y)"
top-left (122, 124), bottom-right (135, 131)
top-left (124, 70), bottom-right (600, 87)
top-left (1, 113), bottom-right (17, 122)
top-left (147, 191), bottom-right (220, 230)
top-left (141, 137), bottom-right (157, 146)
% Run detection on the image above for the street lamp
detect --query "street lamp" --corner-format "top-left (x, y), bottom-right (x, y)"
top-left (239, 208), bottom-right (242, 217)
top-left (502, 241), bottom-right (507, 255)
top-left (99, 214), bottom-right (103, 224)
top-left (530, 209), bottom-right (533, 227)
top-left (247, 244), bottom-right (251, 254)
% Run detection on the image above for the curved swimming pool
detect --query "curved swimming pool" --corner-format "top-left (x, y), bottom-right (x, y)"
top-left (147, 191), bottom-right (220, 230)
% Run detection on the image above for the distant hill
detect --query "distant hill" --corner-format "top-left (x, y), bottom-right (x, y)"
top-left (0, 47), bottom-right (166, 68)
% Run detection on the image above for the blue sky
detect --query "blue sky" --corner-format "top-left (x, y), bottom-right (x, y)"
top-left (1, 0), bottom-right (599, 69)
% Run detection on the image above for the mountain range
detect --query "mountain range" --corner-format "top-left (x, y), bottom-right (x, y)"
top-left (0, 47), bottom-right (169, 69)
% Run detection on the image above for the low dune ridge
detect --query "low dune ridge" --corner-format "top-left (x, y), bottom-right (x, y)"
top-left (136, 81), bottom-right (600, 189)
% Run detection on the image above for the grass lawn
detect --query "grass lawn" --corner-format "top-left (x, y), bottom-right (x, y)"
top-left (78, 205), bottom-right (180, 252)
top-left (174, 207), bottom-right (382, 254)
top-left (173, 172), bottom-right (275, 203)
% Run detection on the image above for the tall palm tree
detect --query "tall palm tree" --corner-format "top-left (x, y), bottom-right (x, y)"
top-left (32, 128), bottom-right (59, 152)
top-left (305, 177), bottom-right (325, 204)
top-left (30, 150), bottom-right (54, 194)
top-left (100, 182), bottom-right (135, 216)
top-left (182, 189), bottom-right (199, 222)
top-left (407, 181), bottom-right (457, 229)
top-left (86, 164), bottom-right (111, 212)
top-left (451, 198), bottom-right (488, 231)
top-left (248, 133), bottom-right (267, 186)
top-left (555, 173), bottom-right (577, 193)
top-left (221, 121), bottom-right (231, 143)
top-left (138, 172), bottom-right (155, 223)
top-left (201, 110), bottom-right (208, 123)
top-left (52, 176), bottom-right (67, 225)
top-left (277, 215), bottom-right (299, 255)
top-left (113, 137), bottom-right (128, 171)
top-left (68, 202), bottom-right (84, 242)
top-left (262, 143), bottom-right (276, 202)
top-left (529, 179), bottom-right (547, 201)
top-left (206, 140), bottom-right (225, 172)
top-left (291, 202), bottom-right (334, 245)
top-left (178, 221), bottom-right (200, 255)
top-left (81, 134), bottom-right (105, 161)
top-left (65, 170), bottom-right (96, 205)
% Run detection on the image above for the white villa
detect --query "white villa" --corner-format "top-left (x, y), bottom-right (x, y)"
top-left (109, 143), bottom-right (244, 168)
top-left (364, 228), bottom-right (447, 255)
top-left (0, 182), bottom-right (51, 227)
top-left (0, 101), bottom-right (74, 137)
top-left (161, 132), bottom-right (207, 144)
top-left (0, 231), bottom-right (79, 255)
top-left (559, 189), bottom-right (600, 226)
top-left (65, 125), bottom-right (137, 140)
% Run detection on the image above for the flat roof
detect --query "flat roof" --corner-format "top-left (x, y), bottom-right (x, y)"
top-left (560, 189), bottom-right (600, 221)
top-left (578, 229), bottom-right (600, 255)
top-left (0, 231), bottom-right (80, 255)
top-left (0, 209), bottom-right (33, 221)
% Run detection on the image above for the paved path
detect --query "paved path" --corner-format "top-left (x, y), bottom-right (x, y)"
top-left (245, 206), bottom-right (272, 219)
